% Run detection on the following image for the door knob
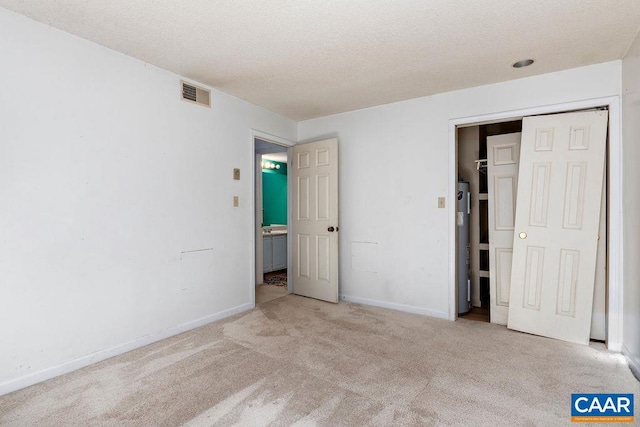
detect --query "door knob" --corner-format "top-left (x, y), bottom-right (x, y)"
top-left (519, 232), bottom-right (527, 239)
top-left (328, 226), bottom-right (335, 232)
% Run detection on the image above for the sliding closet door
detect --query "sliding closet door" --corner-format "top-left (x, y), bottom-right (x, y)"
top-left (487, 133), bottom-right (520, 325)
top-left (507, 110), bottom-right (608, 345)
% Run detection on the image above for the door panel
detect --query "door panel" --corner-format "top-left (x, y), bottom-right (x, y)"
top-left (507, 110), bottom-right (608, 345)
top-left (487, 133), bottom-right (520, 325)
top-left (298, 234), bottom-right (310, 279)
top-left (495, 248), bottom-right (513, 307)
top-left (291, 138), bottom-right (339, 303)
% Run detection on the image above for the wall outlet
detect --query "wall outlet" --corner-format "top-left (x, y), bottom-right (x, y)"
top-left (233, 168), bottom-right (240, 180)
top-left (438, 197), bottom-right (446, 208)
top-left (233, 196), bottom-right (239, 207)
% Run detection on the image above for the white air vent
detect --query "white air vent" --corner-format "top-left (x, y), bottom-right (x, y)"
top-left (181, 81), bottom-right (210, 107)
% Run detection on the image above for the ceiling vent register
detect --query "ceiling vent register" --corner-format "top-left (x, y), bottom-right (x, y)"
top-left (181, 81), bottom-right (210, 107)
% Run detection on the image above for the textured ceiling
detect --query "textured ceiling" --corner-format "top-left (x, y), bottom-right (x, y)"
top-left (2, 1), bottom-right (640, 120)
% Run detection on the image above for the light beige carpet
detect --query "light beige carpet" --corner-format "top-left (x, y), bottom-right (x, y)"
top-left (1, 294), bottom-right (638, 426)
top-left (255, 284), bottom-right (288, 305)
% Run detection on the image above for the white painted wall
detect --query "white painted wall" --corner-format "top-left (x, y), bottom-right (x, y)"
top-left (622, 32), bottom-right (640, 377)
top-left (0, 8), bottom-right (296, 394)
top-left (298, 62), bottom-right (622, 320)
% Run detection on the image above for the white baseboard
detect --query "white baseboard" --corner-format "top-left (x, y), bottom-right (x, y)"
top-left (0, 303), bottom-right (253, 397)
top-left (607, 341), bottom-right (623, 352)
top-left (622, 344), bottom-right (640, 381)
top-left (339, 294), bottom-right (449, 320)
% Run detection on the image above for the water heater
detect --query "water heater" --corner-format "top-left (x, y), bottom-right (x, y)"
top-left (457, 181), bottom-right (471, 315)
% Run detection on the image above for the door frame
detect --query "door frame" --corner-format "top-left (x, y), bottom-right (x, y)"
top-left (448, 96), bottom-right (622, 351)
top-left (251, 130), bottom-right (295, 307)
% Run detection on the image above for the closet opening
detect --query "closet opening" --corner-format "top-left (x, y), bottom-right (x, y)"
top-left (453, 107), bottom-right (609, 345)
top-left (457, 121), bottom-right (522, 323)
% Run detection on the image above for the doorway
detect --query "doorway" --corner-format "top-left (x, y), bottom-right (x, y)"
top-left (457, 120), bottom-right (522, 323)
top-left (254, 134), bottom-right (292, 305)
top-left (449, 96), bottom-right (622, 350)
top-left (457, 118), bottom-right (607, 336)
top-left (252, 134), bottom-right (341, 306)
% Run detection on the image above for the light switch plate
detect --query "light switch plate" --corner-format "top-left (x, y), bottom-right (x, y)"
top-left (233, 168), bottom-right (240, 180)
top-left (233, 196), bottom-right (239, 207)
top-left (438, 197), bottom-right (446, 208)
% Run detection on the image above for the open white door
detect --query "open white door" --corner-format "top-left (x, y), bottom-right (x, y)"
top-left (291, 138), bottom-right (339, 303)
top-left (507, 110), bottom-right (608, 345)
top-left (487, 132), bottom-right (521, 325)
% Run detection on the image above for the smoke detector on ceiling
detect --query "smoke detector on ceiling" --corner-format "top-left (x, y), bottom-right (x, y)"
top-left (181, 81), bottom-right (211, 107)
